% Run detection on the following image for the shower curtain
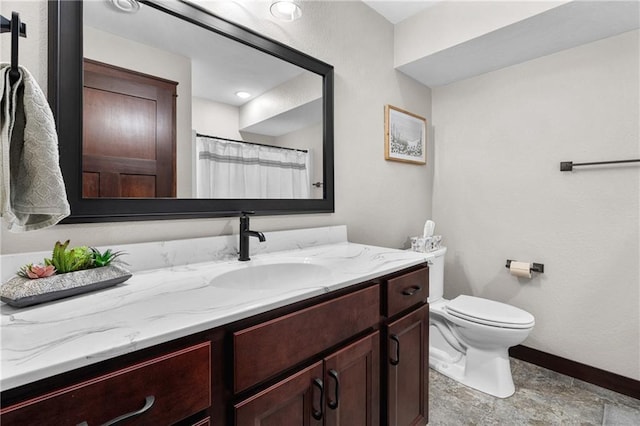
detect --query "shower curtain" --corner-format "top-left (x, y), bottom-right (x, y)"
top-left (196, 135), bottom-right (310, 199)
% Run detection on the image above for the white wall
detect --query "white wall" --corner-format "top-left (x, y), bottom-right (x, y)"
top-left (432, 30), bottom-right (640, 380)
top-left (0, 0), bottom-right (432, 254)
top-left (192, 96), bottom-right (242, 140)
top-left (276, 123), bottom-right (324, 199)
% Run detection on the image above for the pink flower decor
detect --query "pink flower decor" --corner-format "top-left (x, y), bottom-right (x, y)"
top-left (24, 264), bottom-right (56, 279)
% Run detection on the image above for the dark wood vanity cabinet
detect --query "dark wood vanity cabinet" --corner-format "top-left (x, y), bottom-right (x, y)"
top-left (381, 267), bottom-right (430, 426)
top-left (233, 285), bottom-right (381, 426)
top-left (232, 264), bottom-right (429, 426)
top-left (1, 264), bottom-right (429, 426)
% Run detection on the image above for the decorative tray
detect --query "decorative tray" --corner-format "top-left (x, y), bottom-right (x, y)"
top-left (0, 265), bottom-right (132, 308)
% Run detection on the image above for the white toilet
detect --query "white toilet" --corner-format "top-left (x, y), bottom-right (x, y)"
top-left (426, 247), bottom-right (535, 398)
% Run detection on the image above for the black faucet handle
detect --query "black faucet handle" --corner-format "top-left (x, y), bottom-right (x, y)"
top-left (241, 210), bottom-right (256, 217)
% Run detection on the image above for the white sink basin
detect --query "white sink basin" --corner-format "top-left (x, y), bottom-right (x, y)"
top-left (209, 260), bottom-right (333, 290)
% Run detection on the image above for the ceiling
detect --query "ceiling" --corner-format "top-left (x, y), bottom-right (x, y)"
top-left (362, 0), bottom-right (442, 24)
top-left (362, 0), bottom-right (640, 87)
top-left (394, 0), bottom-right (640, 87)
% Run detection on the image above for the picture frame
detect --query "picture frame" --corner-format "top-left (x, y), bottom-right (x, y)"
top-left (384, 105), bottom-right (427, 165)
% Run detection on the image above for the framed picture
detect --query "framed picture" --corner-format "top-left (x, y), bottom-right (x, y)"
top-left (384, 105), bottom-right (427, 165)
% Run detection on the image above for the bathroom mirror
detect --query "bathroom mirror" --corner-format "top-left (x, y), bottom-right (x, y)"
top-left (48, 0), bottom-right (334, 222)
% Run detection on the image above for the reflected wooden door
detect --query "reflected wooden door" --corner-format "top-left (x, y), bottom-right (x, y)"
top-left (82, 59), bottom-right (177, 198)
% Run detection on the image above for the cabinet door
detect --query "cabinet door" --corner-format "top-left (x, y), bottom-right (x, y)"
top-left (235, 361), bottom-right (324, 426)
top-left (386, 304), bottom-right (429, 426)
top-left (324, 332), bottom-right (380, 426)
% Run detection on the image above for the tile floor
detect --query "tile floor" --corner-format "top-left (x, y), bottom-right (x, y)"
top-left (428, 358), bottom-right (640, 425)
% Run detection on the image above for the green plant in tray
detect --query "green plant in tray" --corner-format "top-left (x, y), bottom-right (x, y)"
top-left (90, 247), bottom-right (126, 267)
top-left (45, 240), bottom-right (93, 273)
top-left (16, 241), bottom-right (127, 280)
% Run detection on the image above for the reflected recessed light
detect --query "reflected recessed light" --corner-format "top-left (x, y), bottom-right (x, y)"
top-left (235, 91), bottom-right (251, 99)
top-left (109, 0), bottom-right (140, 14)
top-left (270, 0), bottom-right (302, 21)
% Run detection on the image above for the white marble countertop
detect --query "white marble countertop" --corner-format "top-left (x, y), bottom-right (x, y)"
top-left (1, 226), bottom-right (431, 391)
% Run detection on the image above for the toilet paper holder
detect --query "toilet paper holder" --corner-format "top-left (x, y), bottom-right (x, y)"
top-left (505, 260), bottom-right (544, 273)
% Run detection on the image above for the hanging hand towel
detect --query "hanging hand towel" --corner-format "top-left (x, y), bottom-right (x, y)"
top-left (1, 63), bottom-right (70, 232)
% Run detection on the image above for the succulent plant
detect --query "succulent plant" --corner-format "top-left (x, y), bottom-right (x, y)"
top-left (44, 240), bottom-right (93, 274)
top-left (17, 264), bottom-right (57, 279)
top-left (15, 241), bottom-right (126, 280)
top-left (90, 247), bottom-right (126, 268)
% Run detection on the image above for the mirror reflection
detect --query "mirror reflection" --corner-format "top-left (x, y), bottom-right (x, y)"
top-left (82, 0), bottom-right (323, 200)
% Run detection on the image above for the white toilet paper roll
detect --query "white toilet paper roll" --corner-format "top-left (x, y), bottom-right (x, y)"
top-left (510, 261), bottom-right (532, 278)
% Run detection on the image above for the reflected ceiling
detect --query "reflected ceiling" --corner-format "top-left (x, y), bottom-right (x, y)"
top-left (84, 0), bottom-right (306, 107)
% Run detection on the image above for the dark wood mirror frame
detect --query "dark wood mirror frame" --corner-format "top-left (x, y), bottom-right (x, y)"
top-left (48, 0), bottom-right (334, 223)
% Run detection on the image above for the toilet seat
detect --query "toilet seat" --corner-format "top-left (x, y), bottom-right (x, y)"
top-left (445, 295), bottom-right (535, 329)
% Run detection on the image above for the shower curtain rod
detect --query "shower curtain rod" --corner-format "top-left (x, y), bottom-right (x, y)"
top-left (560, 159), bottom-right (640, 171)
top-left (196, 133), bottom-right (308, 153)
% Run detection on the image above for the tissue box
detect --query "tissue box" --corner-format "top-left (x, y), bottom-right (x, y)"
top-left (410, 235), bottom-right (443, 252)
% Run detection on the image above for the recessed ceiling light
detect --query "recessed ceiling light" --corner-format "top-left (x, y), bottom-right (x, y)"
top-left (235, 91), bottom-right (251, 99)
top-left (270, 0), bottom-right (302, 21)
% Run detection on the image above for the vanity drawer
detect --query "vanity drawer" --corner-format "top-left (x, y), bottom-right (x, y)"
top-left (234, 285), bottom-right (379, 393)
top-left (0, 342), bottom-right (211, 425)
top-left (384, 266), bottom-right (429, 317)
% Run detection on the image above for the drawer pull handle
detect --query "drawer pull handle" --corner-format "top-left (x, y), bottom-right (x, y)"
top-left (401, 285), bottom-right (422, 296)
top-left (327, 369), bottom-right (340, 410)
top-left (102, 396), bottom-right (155, 426)
top-left (312, 378), bottom-right (324, 420)
top-left (390, 334), bottom-right (400, 366)
top-left (77, 395), bottom-right (155, 426)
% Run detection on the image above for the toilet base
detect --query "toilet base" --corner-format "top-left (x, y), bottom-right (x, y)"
top-left (429, 346), bottom-right (516, 398)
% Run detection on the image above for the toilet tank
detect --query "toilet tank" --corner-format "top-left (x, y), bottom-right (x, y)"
top-left (426, 247), bottom-right (447, 303)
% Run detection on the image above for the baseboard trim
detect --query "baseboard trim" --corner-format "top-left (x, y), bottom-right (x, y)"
top-left (509, 345), bottom-right (639, 400)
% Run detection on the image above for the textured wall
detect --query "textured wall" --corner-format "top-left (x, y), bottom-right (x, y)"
top-left (0, 0), bottom-right (433, 253)
top-left (432, 30), bottom-right (640, 380)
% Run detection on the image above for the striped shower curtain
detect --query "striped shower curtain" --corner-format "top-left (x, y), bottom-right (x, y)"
top-left (196, 135), bottom-right (310, 199)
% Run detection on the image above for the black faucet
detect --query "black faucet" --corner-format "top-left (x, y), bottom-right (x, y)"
top-left (239, 211), bottom-right (266, 261)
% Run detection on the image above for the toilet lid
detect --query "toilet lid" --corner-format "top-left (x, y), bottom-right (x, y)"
top-left (445, 295), bottom-right (535, 329)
